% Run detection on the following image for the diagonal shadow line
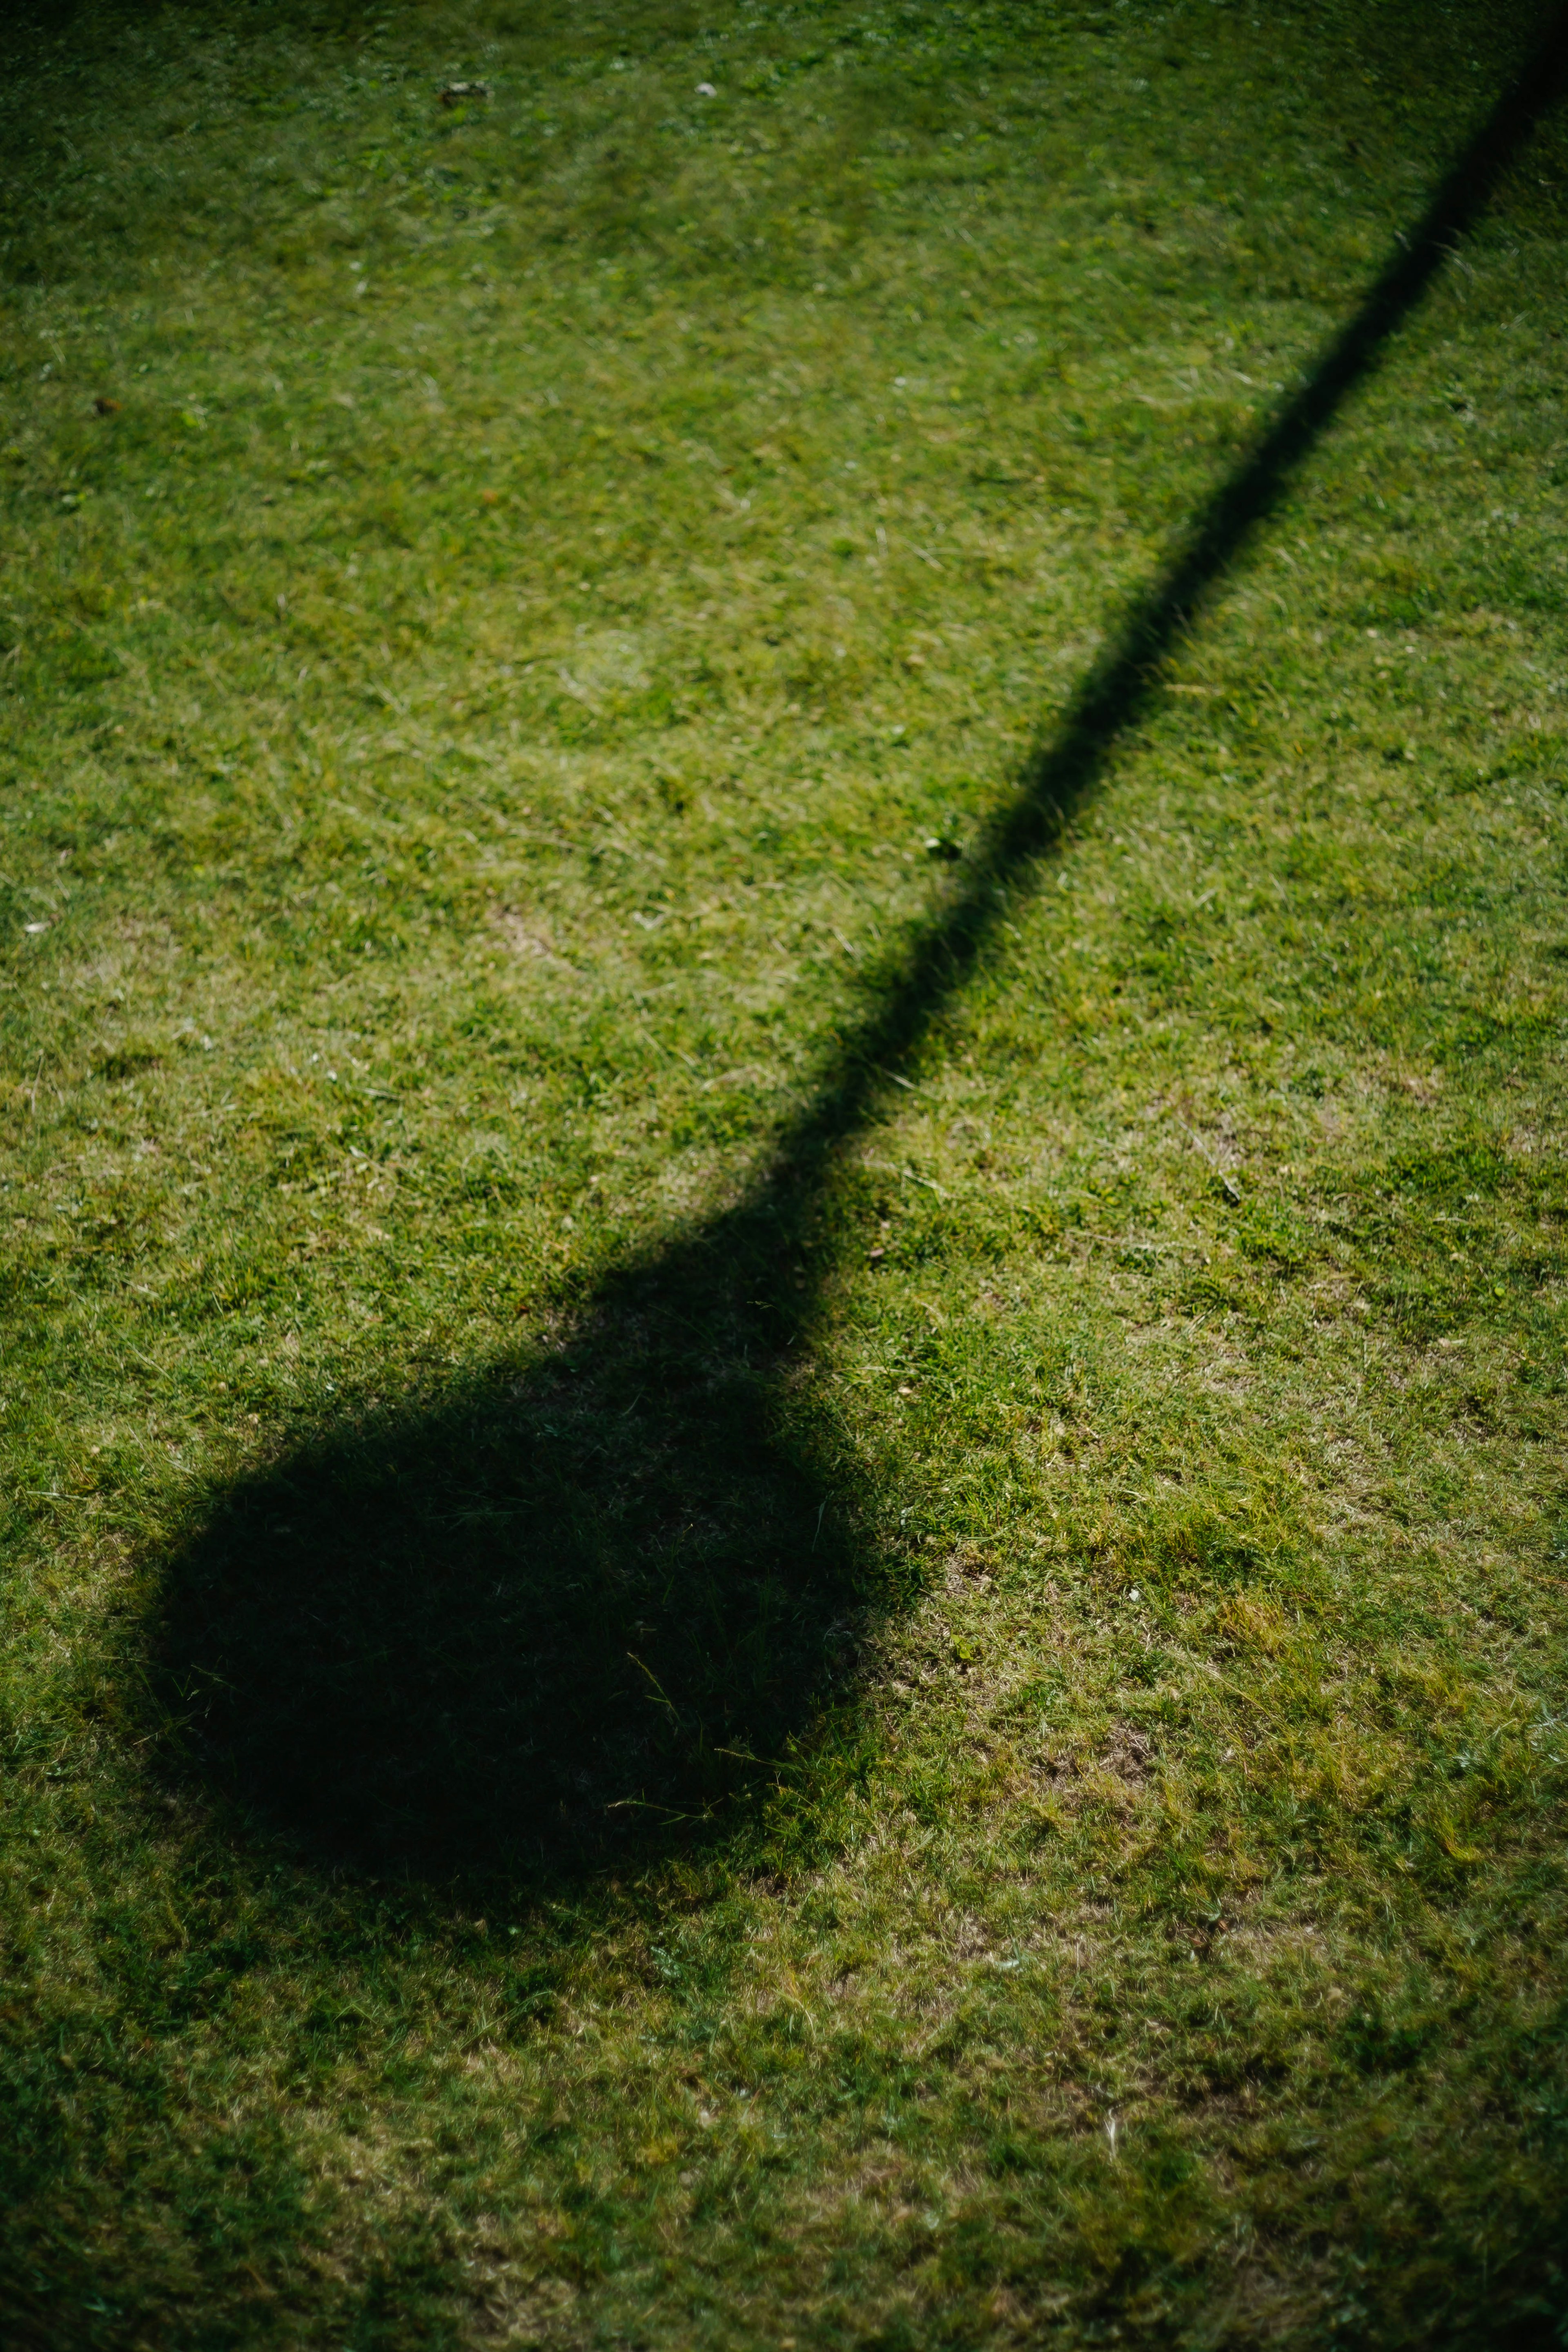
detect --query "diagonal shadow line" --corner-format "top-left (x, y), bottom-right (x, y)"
top-left (761, 2), bottom-right (1568, 1189)
top-left (154, 16), bottom-right (1568, 1889)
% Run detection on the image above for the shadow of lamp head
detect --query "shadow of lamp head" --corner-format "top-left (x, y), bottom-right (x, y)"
top-left (154, 1215), bottom-right (853, 1883)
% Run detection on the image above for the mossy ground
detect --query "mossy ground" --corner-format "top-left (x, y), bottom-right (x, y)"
top-left (2, 0), bottom-right (1567, 2345)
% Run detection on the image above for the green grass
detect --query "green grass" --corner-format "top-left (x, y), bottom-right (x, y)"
top-left (3, 0), bottom-right (1568, 2343)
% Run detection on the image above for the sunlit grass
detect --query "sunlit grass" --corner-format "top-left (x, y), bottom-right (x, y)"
top-left (2, 0), bottom-right (1566, 2343)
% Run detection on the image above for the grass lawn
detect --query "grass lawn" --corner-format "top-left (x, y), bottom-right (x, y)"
top-left (3, 0), bottom-right (1568, 2342)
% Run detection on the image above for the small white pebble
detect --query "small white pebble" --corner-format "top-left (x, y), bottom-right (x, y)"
top-left (1128, 1587), bottom-right (1140, 1603)
top-left (696, 81), bottom-right (716, 96)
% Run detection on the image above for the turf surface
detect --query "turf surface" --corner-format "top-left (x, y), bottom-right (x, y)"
top-left (2, 0), bottom-right (1568, 2343)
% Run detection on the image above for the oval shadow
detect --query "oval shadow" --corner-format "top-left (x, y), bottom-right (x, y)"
top-left (153, 1207), bottom-right (860, 1884)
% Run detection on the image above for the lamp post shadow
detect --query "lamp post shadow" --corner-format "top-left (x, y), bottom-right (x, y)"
top-left (150, 13), bottom-right (1568, 1889)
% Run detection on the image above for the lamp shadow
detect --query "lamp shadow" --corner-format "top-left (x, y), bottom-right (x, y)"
top-left (158, 1205), bottom-right (853, 1881)
top-left (149, 17), bottom-right (1568, 1887)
